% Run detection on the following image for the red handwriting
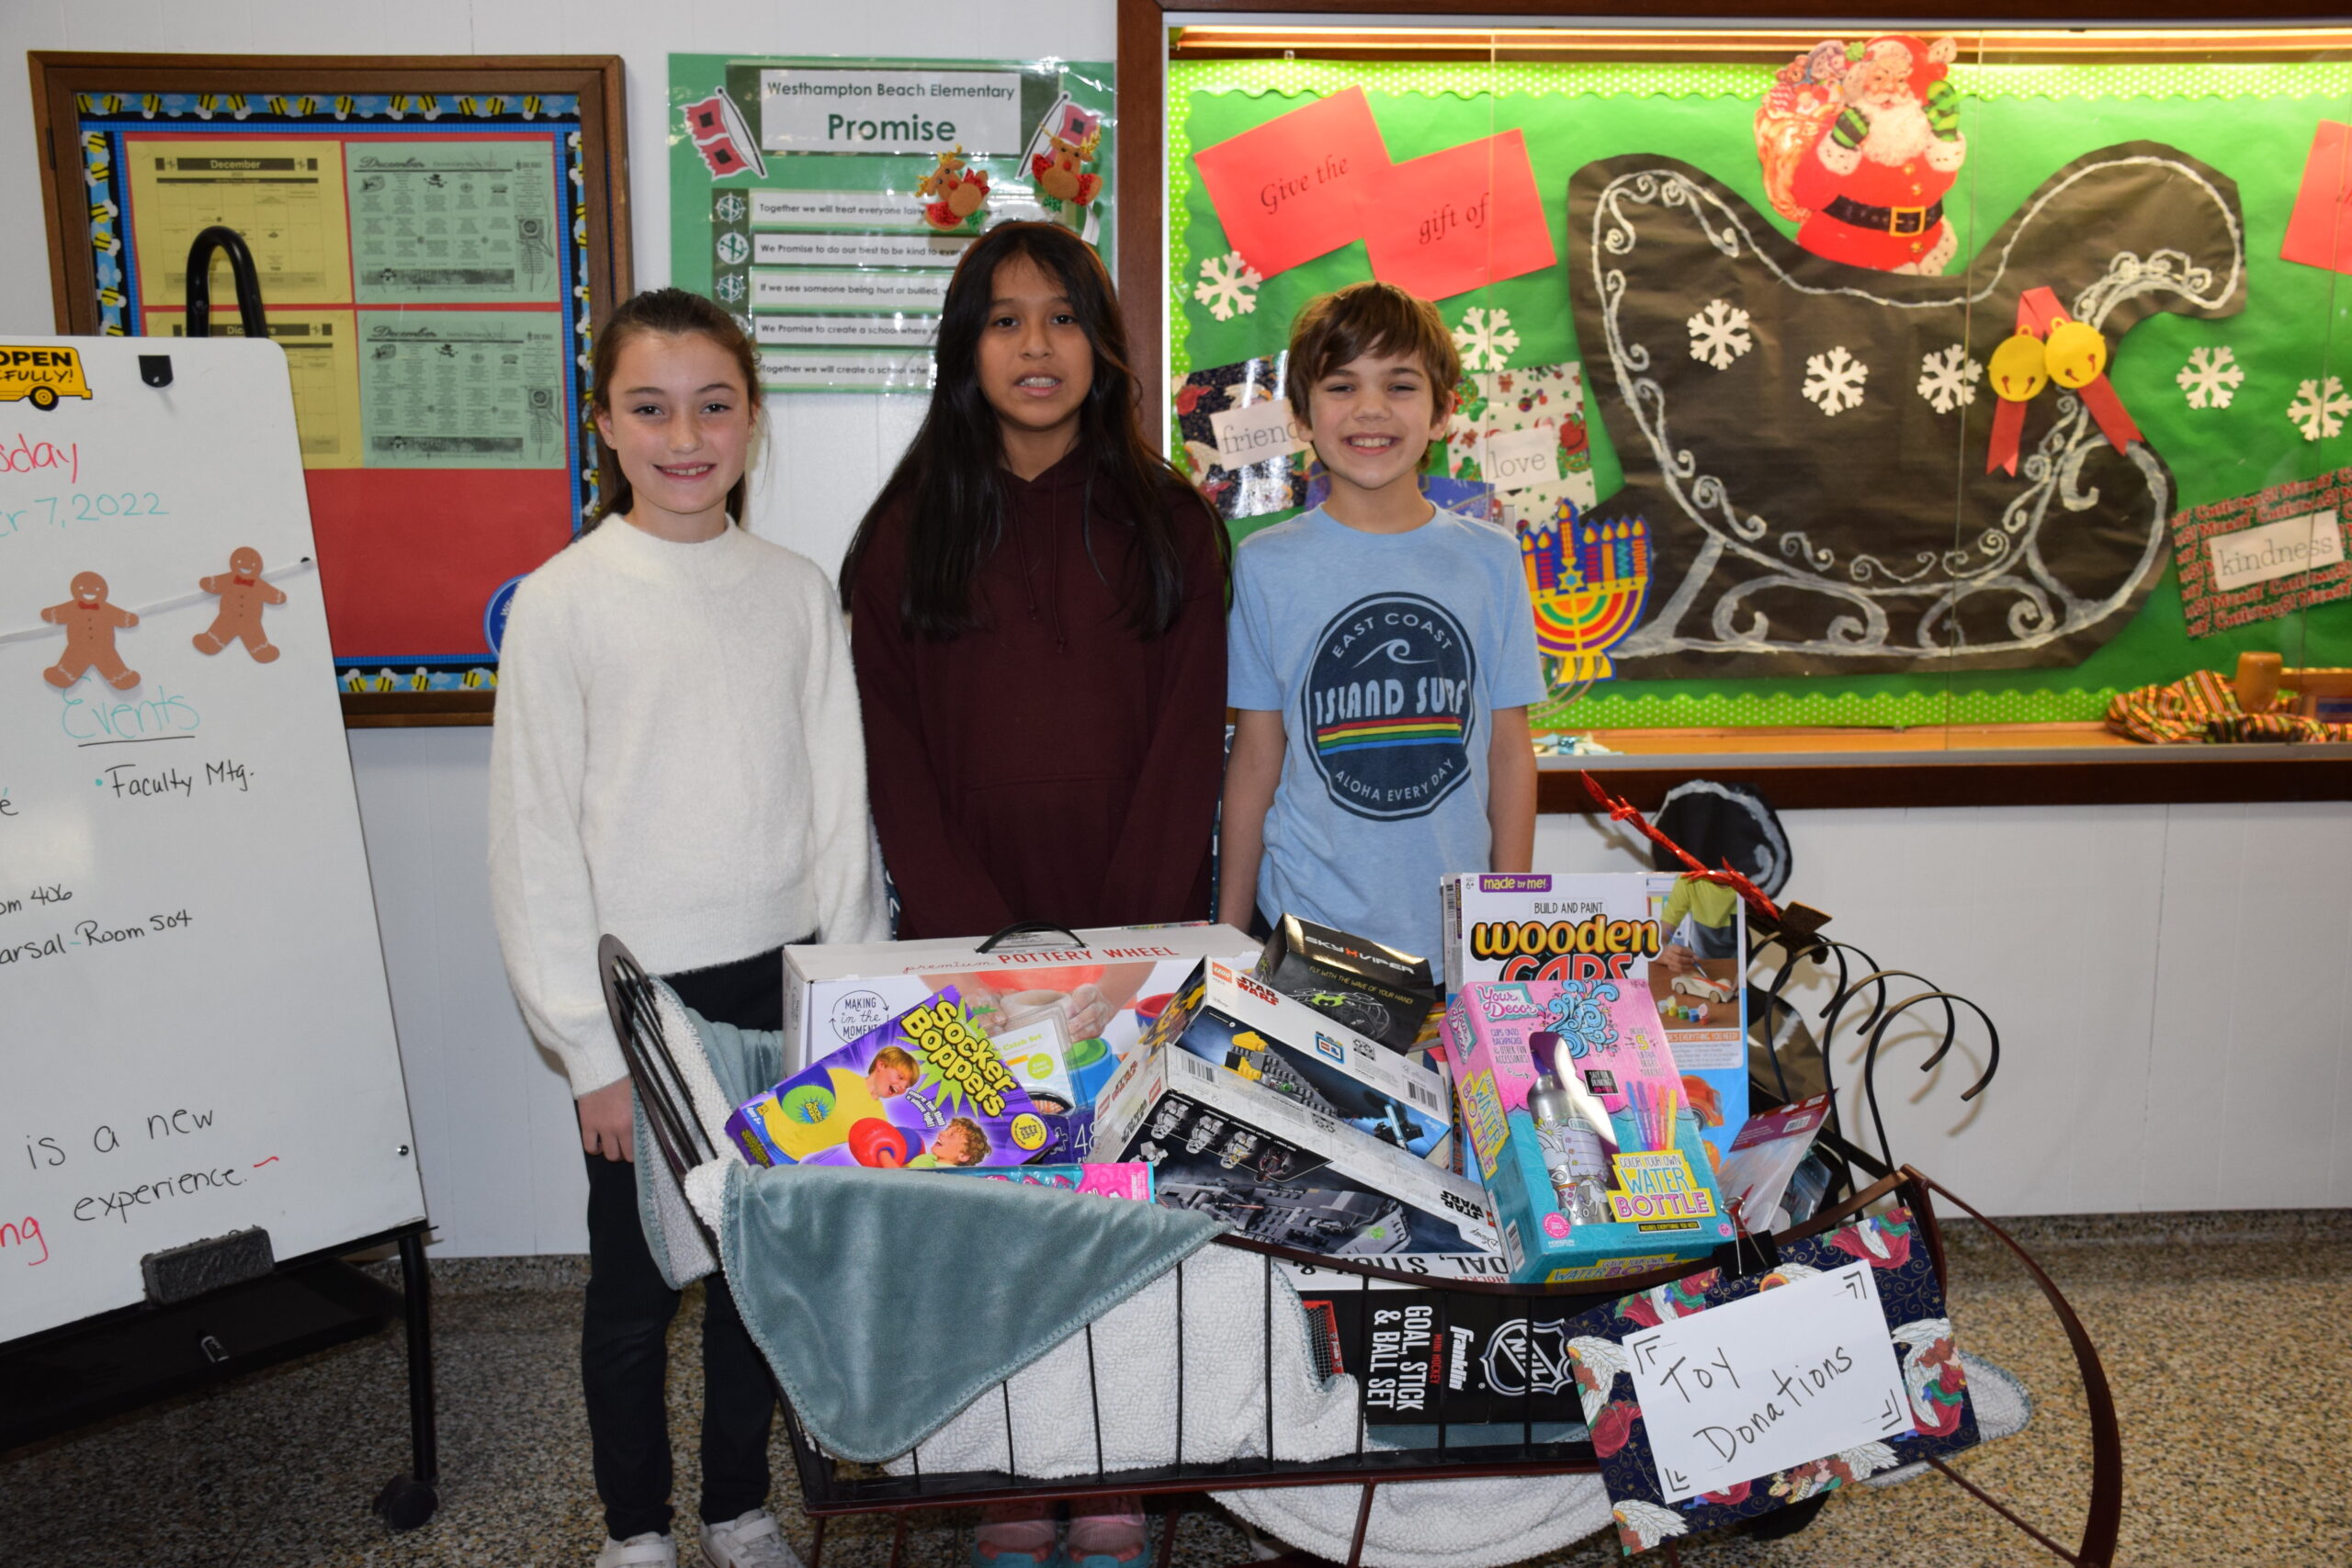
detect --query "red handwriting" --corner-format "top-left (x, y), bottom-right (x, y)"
top-left (253, 1156), bottom-right (279, 1168)
top-left (0, 433), bottom-right (78, 484)
top-left (1, 1213), bottom-right (49, 1265)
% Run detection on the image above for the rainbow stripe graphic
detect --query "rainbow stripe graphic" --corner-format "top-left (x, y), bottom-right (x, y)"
top-left (1314, 715), bottom-right (1466, 755)
top-left (1519, 504), bottom-right (1652, 685)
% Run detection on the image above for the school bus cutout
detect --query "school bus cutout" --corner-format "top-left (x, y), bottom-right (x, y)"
top-left (0, 346), bottom-right (93, 410)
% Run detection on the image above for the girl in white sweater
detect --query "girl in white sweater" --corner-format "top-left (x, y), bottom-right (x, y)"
top-left (488, 288), bottom-right (886, 1568)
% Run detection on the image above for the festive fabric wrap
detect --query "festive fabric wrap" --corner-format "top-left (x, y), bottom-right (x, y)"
top-left (2105, 668), bottom-right (2351, 744)
top-left (1564, 1207), bottom-right (1978, 1556)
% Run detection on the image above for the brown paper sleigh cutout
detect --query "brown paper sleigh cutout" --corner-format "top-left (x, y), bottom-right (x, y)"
top-left (1568, 142), bottom-right (2245, 676)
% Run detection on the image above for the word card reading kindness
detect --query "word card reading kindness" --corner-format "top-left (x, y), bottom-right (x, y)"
top-left (760, 69), bottom-right (1022, 155)
top-left (1623, 1263), bottom-right (1914, 1504)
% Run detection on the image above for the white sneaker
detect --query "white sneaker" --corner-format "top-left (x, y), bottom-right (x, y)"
top-left (598, 1533), bottom-right (680, 1568)
top-left (702, 1509), bottom-right (807, 1568)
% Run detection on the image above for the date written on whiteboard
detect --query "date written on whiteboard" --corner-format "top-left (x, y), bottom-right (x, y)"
top-left (0, 493), bottom-right (176, 541)
top-left (1623, 1261), bottom-right (1915, 1503)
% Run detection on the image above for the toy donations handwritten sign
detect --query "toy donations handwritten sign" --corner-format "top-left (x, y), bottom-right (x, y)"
top-left (1623, 1261), bottom-right (1912, 1502)
top-left (0, 336), bottom-right (424, 1341)
top-left (1563, 1207), bottom-right (1979, 1555)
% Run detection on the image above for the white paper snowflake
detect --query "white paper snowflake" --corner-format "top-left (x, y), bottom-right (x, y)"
top-left (1686, 299), bottom-right (1753, 370)
top-left (2289, 375), bottom-right (2350, 442)
top-left (2177, 345), bottom-right (2245, 410)
top-left (1451, 307), bottom-right (1521, 372)
top-left (1915, 344), bottom-right (1982, 414)
top-left (1192, 251), bottom-right (1263, 322)
top-left (1802, 346), bottom-right (1869, 416)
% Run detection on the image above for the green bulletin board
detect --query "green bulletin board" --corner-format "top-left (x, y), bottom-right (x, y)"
top-left (1170, 54), bottom-right (2352, 729)
top-left (673, 54), bottom-right (1114, 394)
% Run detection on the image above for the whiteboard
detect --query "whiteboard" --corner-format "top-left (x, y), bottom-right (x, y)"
top-left (0, 336), bottom-right (425, 1342)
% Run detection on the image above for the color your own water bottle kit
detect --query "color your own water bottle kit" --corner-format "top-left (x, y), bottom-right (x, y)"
top-left (1447, 979), bottom-right (1734, 1283)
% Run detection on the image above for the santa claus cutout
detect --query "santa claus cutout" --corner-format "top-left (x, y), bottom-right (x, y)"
top-left (1758, 35), bottom-right (1966, 275)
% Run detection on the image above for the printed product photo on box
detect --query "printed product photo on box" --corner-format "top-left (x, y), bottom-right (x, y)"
top-left (1092, 1038), bottom-right (1498, 1264)
top-left (1449, 979), bottom-right (1733, 1284)
top-left (729, 987), bottom-right (1053, 1169)
top-left (783, 922), bottom-right (1259, 1132)
top-left (1253, 912), bottom-right (1442, 1050)
top-left (1440, 871), bottom-right (1747, 1177)
top-left (1144, 958), bottom-right (1455, 1167)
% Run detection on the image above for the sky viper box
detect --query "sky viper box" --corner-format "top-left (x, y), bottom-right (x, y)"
top-left (1254, 913), bottom-right (1441, 1050)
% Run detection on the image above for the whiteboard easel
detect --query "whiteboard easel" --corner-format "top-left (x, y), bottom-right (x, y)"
top-left (0, 325), bottom-right (435, 1519)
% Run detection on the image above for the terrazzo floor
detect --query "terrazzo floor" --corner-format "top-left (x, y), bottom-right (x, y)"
top-left (4, 1210), bottom-right (2346, 1568)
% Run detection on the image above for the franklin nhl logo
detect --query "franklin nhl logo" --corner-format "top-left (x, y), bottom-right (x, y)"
top-left (1302, 592), bottom-right (1478, 821)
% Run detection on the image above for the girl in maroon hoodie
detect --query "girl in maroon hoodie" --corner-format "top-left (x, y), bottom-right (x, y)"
top-left (842, 222), bottom-right (1228, 946)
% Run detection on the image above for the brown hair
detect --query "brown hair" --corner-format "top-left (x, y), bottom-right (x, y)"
top-left (1284, 281), bottom-right (1460, 458)
top-left (932, 1117), bottom-right (989, 1167)
top-left (587, 288), bottom-right (763, 528)
top-left (867, 1045), bottom-right (919, 1083)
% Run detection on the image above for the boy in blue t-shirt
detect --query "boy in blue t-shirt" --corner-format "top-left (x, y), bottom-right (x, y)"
top-left (1220, 282), bottom-right (1544, 963)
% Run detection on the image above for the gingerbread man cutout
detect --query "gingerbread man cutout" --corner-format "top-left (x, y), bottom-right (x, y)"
top-left (40, 570), bottom-right (141, 691)
top-left (193, 547), bottom-right (286, 663)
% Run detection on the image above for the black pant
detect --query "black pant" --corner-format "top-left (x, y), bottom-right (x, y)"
top-left (582, 943), bottom-right (795, 1541)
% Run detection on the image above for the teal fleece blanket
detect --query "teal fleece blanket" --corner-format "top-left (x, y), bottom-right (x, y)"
top-left (638, 997), bottom-right (1222, 1464)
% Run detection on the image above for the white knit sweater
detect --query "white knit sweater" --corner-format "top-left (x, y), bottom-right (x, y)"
top-left (487, 518), bottom-right (888, 1094)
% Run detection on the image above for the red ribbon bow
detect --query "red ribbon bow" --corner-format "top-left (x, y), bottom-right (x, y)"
top-left (1986, 287), bottom-right (2142, 477)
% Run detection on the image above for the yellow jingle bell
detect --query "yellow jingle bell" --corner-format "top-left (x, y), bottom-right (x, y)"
top-left (1988, 333), bottom-right (2049, 402)
top-left (2043, 319), bottom-right (2109, 389)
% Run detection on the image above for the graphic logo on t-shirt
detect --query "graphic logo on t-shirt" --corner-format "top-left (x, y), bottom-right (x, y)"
top-left (1303, 593), bottom-right (1477, 821)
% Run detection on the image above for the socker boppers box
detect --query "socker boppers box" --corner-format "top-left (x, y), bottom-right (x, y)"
top-left (728, 987), bottom-right (1053, 1169)
top-left (1449, 978), bottom-right (1733, 1282)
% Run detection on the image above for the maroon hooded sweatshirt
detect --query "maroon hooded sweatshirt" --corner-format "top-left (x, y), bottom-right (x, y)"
top-left (848, 448), bottom-right (1227, 941)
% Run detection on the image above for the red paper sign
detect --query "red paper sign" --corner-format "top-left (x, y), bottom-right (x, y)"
top-left (2282, 120), bottom-right (2352, 276)
top-left (1361, 130), bottom-right (1557, 300)
top-left (1192, 88), bottom-right (1390, 277)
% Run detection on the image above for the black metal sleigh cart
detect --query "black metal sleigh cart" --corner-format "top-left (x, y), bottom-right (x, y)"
top-left (597, 878), bottom-right (2123, 1568)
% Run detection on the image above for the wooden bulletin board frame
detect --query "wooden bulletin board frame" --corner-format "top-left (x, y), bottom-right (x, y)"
top-left (28, 53), bottom-right (633, 728)
top-left (1117, 0), bottom-right (2352, 810)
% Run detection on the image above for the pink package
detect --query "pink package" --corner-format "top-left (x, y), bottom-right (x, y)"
top-left (933, 1163), bottom-right (1156, 1201)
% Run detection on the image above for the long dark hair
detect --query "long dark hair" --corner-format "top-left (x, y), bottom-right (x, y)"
top-left (840, 221), bottom-right (1224, 639)
top-left (586, 288), bottom-right (763, 529)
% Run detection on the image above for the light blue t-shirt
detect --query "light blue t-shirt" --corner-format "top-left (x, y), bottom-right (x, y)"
top-left (1228, 506), bottom-right (1546, 962)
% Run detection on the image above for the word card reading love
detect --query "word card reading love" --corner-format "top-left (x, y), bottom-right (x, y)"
top-left (1623, 1261), bottom-right (1913, 1504)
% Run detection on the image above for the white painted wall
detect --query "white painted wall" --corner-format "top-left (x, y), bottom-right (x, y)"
top-left (6, 2), bottom-right (2346, 1254)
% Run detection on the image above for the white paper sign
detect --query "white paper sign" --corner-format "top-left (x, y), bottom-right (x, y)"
top-left (1209, 398), bottom-right (1310, 468)
top-left (759, 69), bottom-right (1023, 154)
top-left (2206, 508), bottom-right (2345, 592)
top-left (1481, 424), bottom-right (1559, 494)
top-left (1623, 1262), bottom-right (1914, 1503)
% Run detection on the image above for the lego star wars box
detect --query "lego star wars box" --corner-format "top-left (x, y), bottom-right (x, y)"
top-left (1253, 913), bottom-right (1440, 1051)
top-left (1143, 958), bottom-right (1455, 1168)
top-left (1092, 1040), bottom-right (1498, 1264)
top-left (783, 923), bottom-right (1258, 1150)
top-left (1439, 873), bottom-right (1747, 1178)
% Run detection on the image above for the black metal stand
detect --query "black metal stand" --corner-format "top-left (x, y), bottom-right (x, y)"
top-left (371, 1225), bottom-right (442, 1529)
top-left (1, 1220), bottom-right (440, 1529)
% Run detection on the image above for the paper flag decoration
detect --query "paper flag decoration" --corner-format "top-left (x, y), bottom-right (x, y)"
top-left (1361, 130), bottom-right (1557, 300)
top-left (681, 88), bottom-right (767, 181)
top-left (2281, 120), bottom-right (2352, 276)
top-left (1191, 88), bottom-right (1390, 277)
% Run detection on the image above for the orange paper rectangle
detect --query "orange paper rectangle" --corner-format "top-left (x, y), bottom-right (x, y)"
top-left (2281, 120), bottom-right (2352, 275)
top-left (1192, 88), bottom-right (1390, 277)
top-left (1362, 130), bottom-right (1557, 301)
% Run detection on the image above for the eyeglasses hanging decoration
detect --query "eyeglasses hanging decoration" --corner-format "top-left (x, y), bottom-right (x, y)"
top-left (1985, 286), bottom-right (2141, 476)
